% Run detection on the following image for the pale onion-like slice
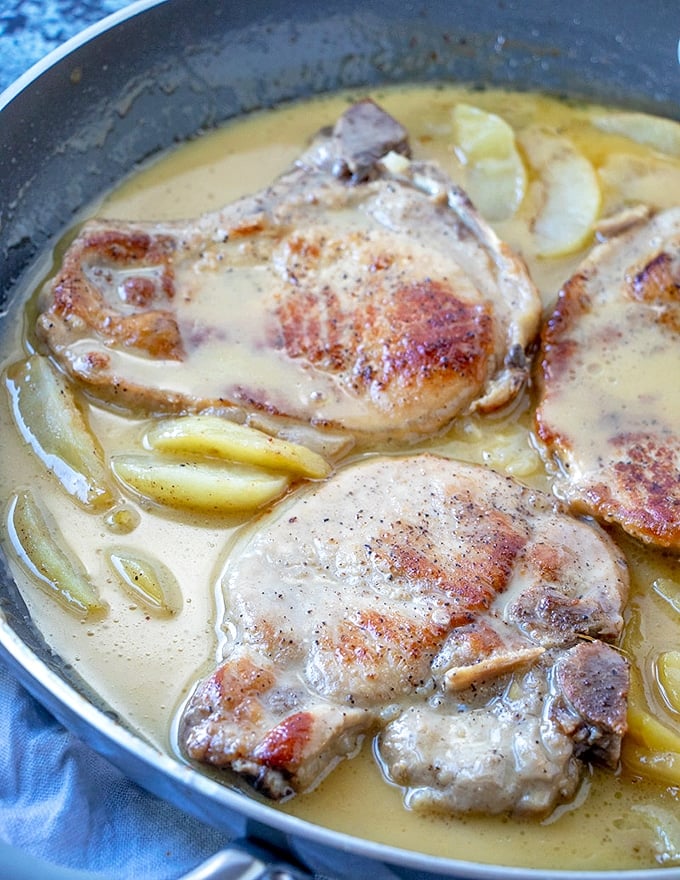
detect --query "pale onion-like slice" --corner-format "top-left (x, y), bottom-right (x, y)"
top-left (107, 548), bottom-right (182, 616)
top-left (621, 739), bottom-right (680, 788)
top-left (451, 102), bottom-right (527, 221)
top-left (480, 425), bottom-right (543, 478)
top-left (627, 696), bottom-right (680, 754)
top-left (145, 415), bottom-right (331, 479)
top-left (658, 651), bottom-right (680, 714)
top-left (5, 356), bottom-right (115, 510)
top-left (652, 577), bottom-right (680, 615)
top-left (593, 112), bottom-right (680, 158)
top-left (246, 413), bottom-right (354, 461)
top-left (598, 153), bottom-right (680, 214)
top-left (111, 454), bottom-right (289, 513)
top-left (8, 489), bottom-right (106, 618)
top-left (627, 668), bottom-right (680, 753)
top-left (380, 150), bottom-right (411, 175)
top-left (519, 125), bottom-right (601, 257)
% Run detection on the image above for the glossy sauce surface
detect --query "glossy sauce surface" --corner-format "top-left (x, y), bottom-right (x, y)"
top-left (2, 85), bottom-right (680, 871)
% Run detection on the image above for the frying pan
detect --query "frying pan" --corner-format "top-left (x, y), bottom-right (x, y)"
top-left (0, 1), bottom-right (679, 878)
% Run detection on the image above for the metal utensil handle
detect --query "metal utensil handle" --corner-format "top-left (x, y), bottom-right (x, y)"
top-left (181, 839), bottom-right (315, 880)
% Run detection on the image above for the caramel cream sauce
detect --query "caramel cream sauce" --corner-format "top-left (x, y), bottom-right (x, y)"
top-left (2, 85), bottom-right (680, 871)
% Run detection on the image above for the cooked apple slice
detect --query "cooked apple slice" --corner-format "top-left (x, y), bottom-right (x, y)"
top-left (626, 667), bottom-right (680, 753)
top-left (451, 103), bottom-right (527, 221)
top-left (145, 415), bottom-right (331, 479)
top-left (107, 548), bottom-right (182, 616)
top-left (621, 739), bottom-right (680, 787)
top-left (593, 111), bottom-right (680, 158)
top-left (246, 413), bottom-right (354, 461)
top-left (8, 489), bottom-right (106, 618)
top-left (598, 153), bottom-right (680, 213)
top-left (111, 454), bottom-right (289, 514)
top-left (657, 651), bottom-right (680, 714)
top-left (6, 356), bottom-right (114, 510)
top-left (519, 125), bottom-right (601, 257)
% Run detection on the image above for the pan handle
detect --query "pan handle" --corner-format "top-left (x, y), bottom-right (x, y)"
top-left (181, 839), bottom-right (314, 880)
top-left (0, 838), bottom-right (314, 880)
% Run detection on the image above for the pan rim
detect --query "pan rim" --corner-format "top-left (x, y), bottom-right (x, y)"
top-left (0, 0), bottom-right (161, 112)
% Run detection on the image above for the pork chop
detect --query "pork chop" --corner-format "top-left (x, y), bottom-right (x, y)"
top-left (535, 207), bottom-right (680, 551)
top-left (36, 100), bottom-right (540, 443)
top-left (178, 454), bottom-right (629, 815)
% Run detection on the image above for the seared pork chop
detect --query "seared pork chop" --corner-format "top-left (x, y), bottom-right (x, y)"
top-left (36, 100), bottom-right (540, 442)
top-left (179, 454), bottom-right (629, 815)
top-left (535, 207), bottom-right (680, 551)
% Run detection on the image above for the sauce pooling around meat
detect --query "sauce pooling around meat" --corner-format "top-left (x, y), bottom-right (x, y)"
top-left (1, 85), bottom-right (680, 871)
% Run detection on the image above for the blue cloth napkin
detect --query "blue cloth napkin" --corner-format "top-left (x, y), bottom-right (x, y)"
top-left (0, 0), bottom-right (130, 91)
top-left (0, 663), bottom-right (231, 879)
top-left (0, 4), bottom-right (232, 877)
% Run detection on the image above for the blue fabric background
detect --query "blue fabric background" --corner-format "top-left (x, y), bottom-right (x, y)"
top-left (0, 3), bottom-right (232, 877)
top-left (0, 1), bottom-right (132, 90)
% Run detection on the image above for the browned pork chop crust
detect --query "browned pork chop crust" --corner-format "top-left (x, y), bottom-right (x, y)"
top-left (36, 100), bottom-right (540, 442)
top-left (178, 454), bottom-right (629, 815)
top-left (535, 208), bottom-right (680, 551)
